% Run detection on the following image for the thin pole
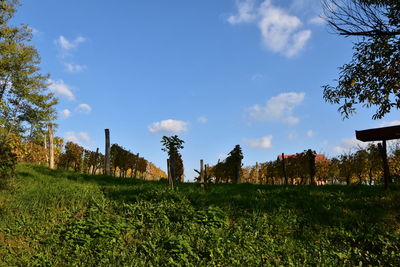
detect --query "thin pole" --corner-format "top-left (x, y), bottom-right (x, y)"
top-left (105, 129), bottom-right (110, 176)
top-left (48, 124), bottom-right (54, 169)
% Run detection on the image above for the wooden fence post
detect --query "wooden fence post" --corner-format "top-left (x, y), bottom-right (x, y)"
top-left (48, 124), bottom-right (54, 169)
top-left (378, 140), bottom-right (391, 190)
top-left (282, 153), bottom-right (288, 185)
top-left (105, 129), bottom-right (110, 176)
top-left (200, 159), bottom-right (205, 190)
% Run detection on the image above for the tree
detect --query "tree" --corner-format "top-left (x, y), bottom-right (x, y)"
top-left (322, 0), bottom-right (400, 119)
top-left (225, 145), bottom-right (243, 184)
top-left (1, 0), bottom-right (57, 138)
top-left (161, 135), bottom-right (185, 183)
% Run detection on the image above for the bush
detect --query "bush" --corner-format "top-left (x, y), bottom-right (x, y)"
top-left (0, 129), bottom-right (17, 187)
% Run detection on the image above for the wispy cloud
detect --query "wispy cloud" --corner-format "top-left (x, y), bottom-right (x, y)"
top-left (250, 73), bottom-right (263, 81)
top-left (61, 109), bottom-right (71, 119)
top-left (48, 79), bottom-right (74, 100)
top-left (149, 119), bottom-right (188, 133)
top-left (227, 0), bottom-right (312, 57)
top-left (65, 131), bottom-right (91, 145)
top-left (332, 137), bottom-right (367, 154)
top-left (64, 63), bottom-right (87, 73)
top-left (55, 35), bottom-right (87, 72)
top-left (288, 132), bottom-right (297, 140)
top-left (75, 104), bottom-right (92, 114)
top-left (247, 92), bottom-right (305, 124)
top-left (227, 0), bottom-right (257, 24)
top-left (55, 35), bottom-right (86, 51)
top-left (309, 16), bottom-right (325, 25)
top-left (244, 135), bottom-right (273, 149)
top-left (197, 116), bottom-right (208, 124)
top-left (307, 130), bottom-right (315, 137)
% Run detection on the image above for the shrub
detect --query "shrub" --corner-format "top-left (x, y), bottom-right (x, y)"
top-left (0, 129), bottom-right (17, 187)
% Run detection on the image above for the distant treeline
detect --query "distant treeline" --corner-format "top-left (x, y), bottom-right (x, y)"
top-left (205, 144), bottom-right (400, 186)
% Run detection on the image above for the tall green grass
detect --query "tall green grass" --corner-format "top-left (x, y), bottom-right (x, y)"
top-left (0, 164), bottom-right (399, 266)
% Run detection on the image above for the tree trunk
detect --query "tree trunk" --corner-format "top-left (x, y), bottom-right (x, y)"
top-left (48, 124), bottom-right (55, 169)
top-left (167, 158), bottom-right (173, 189)
top-left (92, 148), bottom-right (99, 175)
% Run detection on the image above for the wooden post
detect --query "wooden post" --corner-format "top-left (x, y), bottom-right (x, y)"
top-left (282, 153), bottom-right (288, 185)
top-left (378, 140), bottom-right (391, 190)
top-left (200, 159), bottom-right (204, 190)
top-left (48, 124), bottom-right (54, 169)
top-left (105, 129), bottom-right (110, 176)
top-left (44, 135), bottom-right (48, 163)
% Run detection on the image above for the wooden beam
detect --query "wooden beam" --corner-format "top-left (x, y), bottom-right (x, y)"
top-left (356, 125), bottom-right (400, 142)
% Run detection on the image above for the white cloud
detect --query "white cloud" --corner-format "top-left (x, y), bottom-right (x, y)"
top-left (247, 92), bottom-right (305, 124)
top-left (333, 137), bottom-right (368, 154)
top-left (309, 16), bottom-right (325, 25)
top-left (244, 135), bottom-right (273, 149)
top-left (307, 130), bottom-right (315, 137)
top-left (61, 109), bottom-right (71, 119)
top-left (228, 0), bottom-right (312, 57)
top-left (379, 121), bottom-right (400, 127)
top-left (48, 79), bottom-right (74, 100)
top-left (197, 116), bottom-right (208, 124)
top-left (64, 63), bottom-right (87, 73)
top-left (149, 119), bottom-right (188, 133)
top-left (76, 104), bottom-right (92, 114)
top-left (227, 0), bottom-right (257, 24)
top-left (258, 2), bottom-right (311, 57)
top-left (65, 131), bottom-right (91, 145)
top-left (56, 35), bottom-right (86, 51)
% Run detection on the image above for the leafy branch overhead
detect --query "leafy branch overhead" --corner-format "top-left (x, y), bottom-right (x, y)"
top-left (322, 0), bottom-right (400, 119)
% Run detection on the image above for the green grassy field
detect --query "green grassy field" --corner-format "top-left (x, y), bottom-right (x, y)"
top-left (0, 165), bottom-right (399, 266)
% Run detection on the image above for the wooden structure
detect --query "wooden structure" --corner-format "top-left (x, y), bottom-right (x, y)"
top-left (105, 129), bottom-right (111, 176)
top-left (355, 125), bottom-right (400, 189)
top-left (48, 124), bottom-right (54, 169)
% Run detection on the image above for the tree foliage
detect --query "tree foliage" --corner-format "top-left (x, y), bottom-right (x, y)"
top-left (0, 0), bottom-right (57, 134)
top-left (161, 135), bottom-right (185, 182)
top-left (322, 0), bottom-right (400, 119)
top-left (0, 128), bottom-right (16, 184)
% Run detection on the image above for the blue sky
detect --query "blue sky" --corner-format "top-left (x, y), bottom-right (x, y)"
top-left (13, 0), bottom-right (399, 180)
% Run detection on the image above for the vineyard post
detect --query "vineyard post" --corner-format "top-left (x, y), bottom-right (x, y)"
top-left (44, 134), bottom-right (48, 164)
top-left (200, 159), bottom-right (204, 190)
top-left (378, 140), bottom-right (391, 190)
top-left (282, 153), bottom-right (288, 185)
top-left (105, 129), bottom-right (110, 176)
top-left (48, 124), bottom-right (54, 169)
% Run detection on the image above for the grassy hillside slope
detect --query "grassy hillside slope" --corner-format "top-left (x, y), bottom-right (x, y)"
top-left (0, 165), bottom-right (399, 266)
